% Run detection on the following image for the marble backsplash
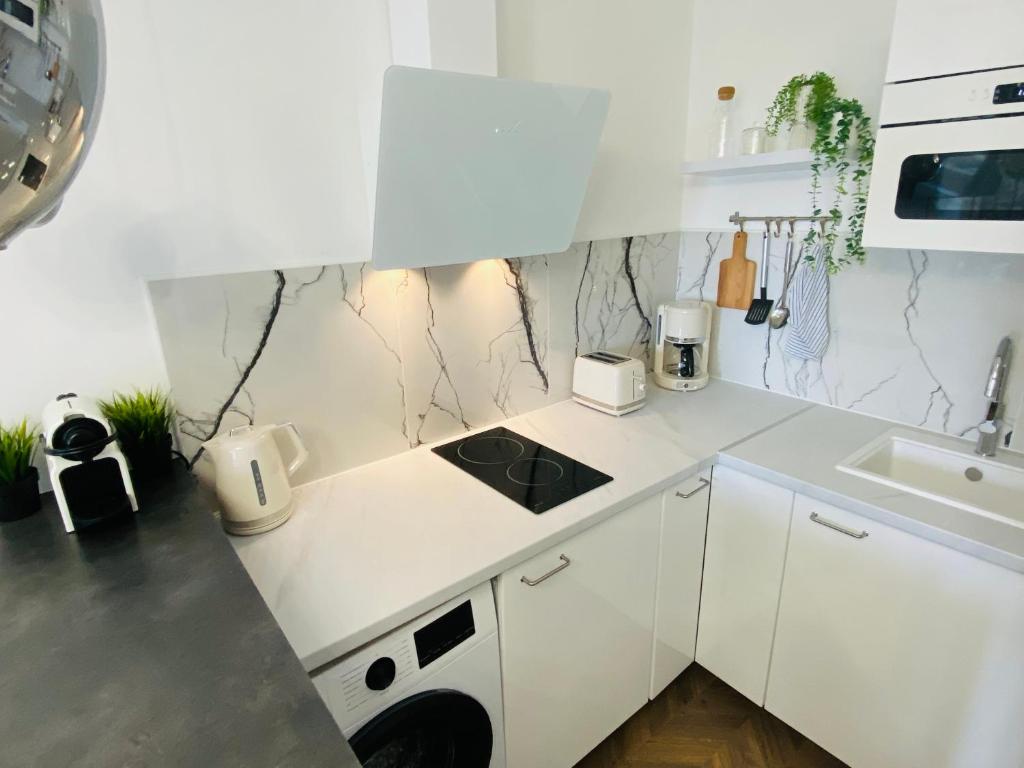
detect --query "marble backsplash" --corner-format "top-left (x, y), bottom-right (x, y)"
top-left (675, 232), bottom-right (1024, 444)
top-left (148, 234), bottom-right (678, 485)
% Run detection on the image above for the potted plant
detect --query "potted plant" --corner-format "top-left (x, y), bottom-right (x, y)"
top-left (0, 419), bottom-right (41, 522)
top-left (765, 72), bottom-right (875, 273)
top-left (99, 388), bottom-right (177, 481)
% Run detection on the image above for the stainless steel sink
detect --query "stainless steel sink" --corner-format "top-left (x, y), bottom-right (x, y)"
top-left (837, 429), bottom-right (1024, 529)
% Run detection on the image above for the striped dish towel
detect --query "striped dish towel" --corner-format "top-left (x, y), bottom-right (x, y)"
top-left (784, 244), bottom-right (831, 361)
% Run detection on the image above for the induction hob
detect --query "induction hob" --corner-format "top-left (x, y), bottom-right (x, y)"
top-left (432, 426), bottom-right (613, 514)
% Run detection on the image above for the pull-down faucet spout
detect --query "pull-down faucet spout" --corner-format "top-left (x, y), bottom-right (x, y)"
top-left (976, 337), bottom-right (1012, 457)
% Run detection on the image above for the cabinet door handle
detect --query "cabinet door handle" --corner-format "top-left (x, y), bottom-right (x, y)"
top-left (810, 511), bottom-right (869, 539)
top-left (675, 477), bottom-right (710, 499)
top-left (521, 554), bottom-right (571, 586)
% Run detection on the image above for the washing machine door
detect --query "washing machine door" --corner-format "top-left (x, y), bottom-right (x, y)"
top-left (349, 689), bottom-right (493, 768)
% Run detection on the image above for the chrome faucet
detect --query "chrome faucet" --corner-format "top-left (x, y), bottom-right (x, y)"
top-left (976, 336), bottom-right (1012, 457)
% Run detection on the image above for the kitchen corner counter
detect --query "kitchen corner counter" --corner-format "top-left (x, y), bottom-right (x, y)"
top-left (0, 468), bottom-right (359, 768)
top-left (232, 380), bottom-right (810, 671)
top-left (718, 405), bottom-right (1024, 574)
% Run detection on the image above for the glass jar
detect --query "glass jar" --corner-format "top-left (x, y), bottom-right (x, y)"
top-left (708, 86), bottom-right (736, 159)
top-left (787, 121), bottom-right (815, 150)
top-left (741, 125), bottom-right (768, 155)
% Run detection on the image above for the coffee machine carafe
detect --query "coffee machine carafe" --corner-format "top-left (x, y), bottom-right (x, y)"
top-left (654, 301), bottom-right (712, 391)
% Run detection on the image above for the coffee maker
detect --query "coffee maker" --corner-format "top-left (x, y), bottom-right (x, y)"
top-left (42, 393), bottom-right (138, 533)
top-left (654, 301), bottom-right (712, 391)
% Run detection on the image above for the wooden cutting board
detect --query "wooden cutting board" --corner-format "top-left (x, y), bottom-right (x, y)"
top-left (716, 232), bottom-right (756, 310)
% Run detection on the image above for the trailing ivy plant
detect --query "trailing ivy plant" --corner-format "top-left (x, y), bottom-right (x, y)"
top-left (765, 72), bottom-right (875, 274)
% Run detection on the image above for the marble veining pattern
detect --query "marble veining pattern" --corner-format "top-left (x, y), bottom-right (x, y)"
top-left (676, 232), bottom-right (1024, 443)
top-left (573, 233), bottom-right (678, 367)
top-left (149, 233), bottom-right (678, 485)
top-left (177, 270), bottom-right (286, 465)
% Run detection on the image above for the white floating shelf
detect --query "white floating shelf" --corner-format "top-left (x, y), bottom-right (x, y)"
top-left (681, 148), bottom-right (813, 177)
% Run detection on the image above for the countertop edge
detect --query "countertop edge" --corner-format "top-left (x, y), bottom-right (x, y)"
top-left (302, 458), bottom-right (703, 670)
top-left (715, 453), bottom-right (1024, 574)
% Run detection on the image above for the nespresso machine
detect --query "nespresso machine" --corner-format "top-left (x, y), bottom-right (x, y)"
top-left (654, 301), bottom-right (712, 391)
top-left (42, 393), bottom-right (138, 533)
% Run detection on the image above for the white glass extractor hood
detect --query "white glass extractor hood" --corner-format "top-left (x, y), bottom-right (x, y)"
top-left (371, 66), bottom-right (610, 270)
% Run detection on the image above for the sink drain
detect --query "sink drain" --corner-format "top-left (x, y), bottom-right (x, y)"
top-left (965, 467), bottom-right (983, 482)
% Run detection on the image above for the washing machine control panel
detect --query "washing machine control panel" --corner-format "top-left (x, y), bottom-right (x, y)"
top-left (310, 582), bottom-right (499, 734)
top-left (413, 599), bottom-right (476, 668)
top-left (364, 657), bottom-right (397, 691)
top-left (336, 638), bottom-right (416, 712)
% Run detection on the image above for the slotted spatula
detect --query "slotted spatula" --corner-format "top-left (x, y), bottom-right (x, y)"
top-left (744, 229), bottom-right (774, 325)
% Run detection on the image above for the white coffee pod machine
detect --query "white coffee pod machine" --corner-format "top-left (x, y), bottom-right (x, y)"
top-left (42, 393), bottom-right (138, 533)
top-left (654, 301), bottom-right (712, 391)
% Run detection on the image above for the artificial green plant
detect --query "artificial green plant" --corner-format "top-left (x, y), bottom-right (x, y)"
top-left (0, 419), bottom-right (39, 486)
top-left (99, 388), bottom-right (175, 450)
top-left (765, 72), bottom-right (875, 273)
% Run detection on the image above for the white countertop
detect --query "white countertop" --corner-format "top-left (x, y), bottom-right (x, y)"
top-left (231, 380), bottom-right (808, 671)
top-left (233, 378), bottom-right (1024, 673)
top-left (718, 406), bottom-right (1024, 574)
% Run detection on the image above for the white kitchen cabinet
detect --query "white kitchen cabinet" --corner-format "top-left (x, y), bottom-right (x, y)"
top-left (886, 0), bottom-right (1024, 82)
top-left (496, 494), bottom-right (661, 768)
top-left (767, 494), bottom-right (1024, 768)
top-left (695, 465), bottom-right (793, 705)
top-left (649, 472), bottom-right (711, 699)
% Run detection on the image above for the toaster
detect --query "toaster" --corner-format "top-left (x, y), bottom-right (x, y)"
top-left (571, 351), bottom-right (647, 416)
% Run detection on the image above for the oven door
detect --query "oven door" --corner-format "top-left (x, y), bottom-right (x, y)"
top-left (864, 115), bottom-right (1024, 254)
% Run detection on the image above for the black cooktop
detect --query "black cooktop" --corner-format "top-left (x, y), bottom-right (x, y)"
top-left (432, 427), bottom-right (613, 514)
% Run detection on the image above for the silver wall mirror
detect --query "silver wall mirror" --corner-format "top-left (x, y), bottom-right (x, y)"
top-left (0, 0), bottom-right (105, 248)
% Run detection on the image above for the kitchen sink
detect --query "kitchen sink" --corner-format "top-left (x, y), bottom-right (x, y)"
top-left (836, 429), bottom-right (1024, 529)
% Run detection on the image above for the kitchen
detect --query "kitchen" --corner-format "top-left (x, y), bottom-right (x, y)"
top-left (1, 1), bottom-right (1022, 767)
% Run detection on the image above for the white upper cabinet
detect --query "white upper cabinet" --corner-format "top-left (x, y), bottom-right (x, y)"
top-left (885, 0), bottom-right (1024, 82)
top-left (497, 0), bottom-right (695, 242)
top-left (695, 465), bottom-right (793, 705)
top-left (767, 494), bottom-right (1024, 768)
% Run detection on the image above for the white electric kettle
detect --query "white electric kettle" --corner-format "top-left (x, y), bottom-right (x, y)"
top-left (202, 423), bottom-right (308, 536)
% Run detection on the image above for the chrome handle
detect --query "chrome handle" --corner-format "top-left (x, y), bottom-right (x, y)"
top-left (676, 478), bottom-right (710, 499)
top-left (810, 512), bottom-right (869, 539)
top-left (521, 554), bottom-right (571, 587)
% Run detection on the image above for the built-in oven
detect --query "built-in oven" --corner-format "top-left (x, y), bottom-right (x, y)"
top-left (863, 66), bottom-right (1024, 254)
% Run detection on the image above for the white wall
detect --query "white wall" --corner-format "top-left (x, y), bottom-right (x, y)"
top-left (674, 0), bottom-right (1024, 447)
top-left (496, 0), bottom-right (695, 243)
top-left (680, 0), bottom-right (899, 230)
top-left (0, 1), bottom-right (394, 430)
top-left (0, 3), bottom-right (170, 426)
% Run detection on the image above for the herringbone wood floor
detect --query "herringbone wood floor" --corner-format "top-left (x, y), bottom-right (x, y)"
top-left (574, 664), bottom-right (848, 768)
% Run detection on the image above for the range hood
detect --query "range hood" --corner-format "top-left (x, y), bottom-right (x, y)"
top-left (371, 66), bottom-right (610, 270)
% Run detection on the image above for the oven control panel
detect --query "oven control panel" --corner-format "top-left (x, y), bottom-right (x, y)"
top-left (993, 82), bottom-right (1024, 105)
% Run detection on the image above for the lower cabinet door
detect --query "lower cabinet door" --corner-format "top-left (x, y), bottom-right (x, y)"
top-left (766, 494), bottom-right (1024, 768)
top-left (695, 465), bottom-right (794, 705)
top-left (649, 472), bottom-right (711, 698)
top-left (496, 494), bottom-right (661, 768)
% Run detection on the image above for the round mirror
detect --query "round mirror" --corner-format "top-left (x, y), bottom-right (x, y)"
top-left (0, 0), bottom-right (104, 248)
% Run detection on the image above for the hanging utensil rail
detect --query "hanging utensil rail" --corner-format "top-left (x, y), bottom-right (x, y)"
top-left (728, 211), bottom-right (834, 235)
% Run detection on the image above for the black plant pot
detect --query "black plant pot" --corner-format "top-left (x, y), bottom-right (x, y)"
top-left (0, 466), bottom-right (42, 523)
top-left (123, 433), bottom-right (175, 482)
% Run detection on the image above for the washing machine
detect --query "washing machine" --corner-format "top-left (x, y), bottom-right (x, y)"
top-left (312, 582), bottom-right (506, 767)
